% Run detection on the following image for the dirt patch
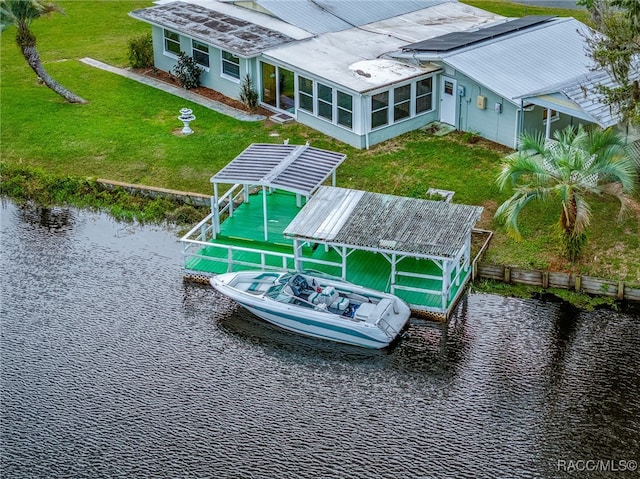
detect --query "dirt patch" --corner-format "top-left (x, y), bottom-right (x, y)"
top-left (133, 67), bottom-right (272, 117)
top-left (477, 199), bottom-right (498, 228)
top-left (448, 131), bottom-right (514, 155)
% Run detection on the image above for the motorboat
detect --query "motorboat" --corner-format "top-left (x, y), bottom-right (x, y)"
top-left (210, 270), bottom-right (411, 349)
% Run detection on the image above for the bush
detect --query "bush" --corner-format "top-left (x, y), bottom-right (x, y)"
top-left (171, 52), bottom-right (203, 89)
top-left (239, 74), bottom-right (259, 111)
top-left (127, 33), bottom-right (154, 69)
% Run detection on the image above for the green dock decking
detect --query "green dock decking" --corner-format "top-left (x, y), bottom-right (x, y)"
top-left (183, 190), bottom-right (470, 315)
top-left (181, 143), bottom-right (481, 318)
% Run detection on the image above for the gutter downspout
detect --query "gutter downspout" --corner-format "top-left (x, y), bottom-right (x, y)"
top-left (363, 94), bottom-right (370, 150)
top-left (516, 99), bottom-right (524, 149)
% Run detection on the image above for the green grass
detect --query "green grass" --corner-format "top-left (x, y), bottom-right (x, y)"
top-left (1, 0), bottom-right (638, 284)
top-left (462, 0), bottom-right (589, 22)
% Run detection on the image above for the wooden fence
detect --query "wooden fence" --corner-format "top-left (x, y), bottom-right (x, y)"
top-left (474, 262), bottom-right (640, 303)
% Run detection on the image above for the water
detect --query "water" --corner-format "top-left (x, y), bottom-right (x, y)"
top-left (1, 200), bottom-right (639, 478)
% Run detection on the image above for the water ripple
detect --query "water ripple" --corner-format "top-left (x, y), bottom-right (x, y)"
top-left (2, 201), bottom-right (639, 479)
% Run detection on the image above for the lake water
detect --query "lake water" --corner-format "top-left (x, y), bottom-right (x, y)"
top-left (1, 200), bottom-right (638, 478)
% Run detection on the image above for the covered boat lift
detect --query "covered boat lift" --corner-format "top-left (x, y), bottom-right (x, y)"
top-left (284, 186), bottom-right (483, 317)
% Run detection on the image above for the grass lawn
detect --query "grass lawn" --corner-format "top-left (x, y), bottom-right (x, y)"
top-left (1, 0), bottom-right (638, 284)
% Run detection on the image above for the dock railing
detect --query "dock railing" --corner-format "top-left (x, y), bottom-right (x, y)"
top-left (212, 184), bottom-right (246, 237)
top-left (180, 209), bottom-right (295, 273)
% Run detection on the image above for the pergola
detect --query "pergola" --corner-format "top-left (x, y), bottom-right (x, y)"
top-left (210, 143), bottom-right (347, 241)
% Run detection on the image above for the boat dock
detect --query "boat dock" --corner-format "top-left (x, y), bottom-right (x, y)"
top-left (181, 143), bottom-right (483, 320)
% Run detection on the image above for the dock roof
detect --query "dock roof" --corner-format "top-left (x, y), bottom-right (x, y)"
top-left (284, 186), bottom-right (483, 259)
top-left (210, 143), bottom-right (346, 196)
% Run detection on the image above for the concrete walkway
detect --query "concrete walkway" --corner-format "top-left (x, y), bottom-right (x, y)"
top-left (80, 57), bottom-right (266, 122)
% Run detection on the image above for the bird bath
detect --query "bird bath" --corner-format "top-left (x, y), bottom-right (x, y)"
top-left (178, 108), bottom-right (195, 134)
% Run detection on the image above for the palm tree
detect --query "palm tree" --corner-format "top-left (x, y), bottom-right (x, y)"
top-left (0, 0), bottom-right (86, 103)
top-left (495, 125), bottom-right (638, 261)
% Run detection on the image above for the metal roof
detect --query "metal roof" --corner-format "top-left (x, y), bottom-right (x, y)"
top-left (210, 143), bottom-right (347, 196)
top-left (254, 0), bottom-right (451, 35)
top-left (403, 15), bottom-right (555, 53)
top-left (263, 2), bottom-right (502, 92)
top-left (129, 1), bottom-right (297, 57)
top-left (434, 18), bottom-right (595, 105)
top-left (561, 72), bottom-right (620, 128)
top-left (284, 186), bottom-right (483, 258)
top-left (521, 64), bottom-right (640, 128)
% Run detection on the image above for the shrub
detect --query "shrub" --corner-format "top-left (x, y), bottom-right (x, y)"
top-left (127, 33), bottom-right (154, 69)
top-left (239, 74), bottom-right (259, 111)
top-left (171, 52), bottom-right (203, 89)
top-left (462, 129), bottom-right (480, 144)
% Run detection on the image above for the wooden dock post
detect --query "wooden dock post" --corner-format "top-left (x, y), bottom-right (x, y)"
top-left (504, 266), bottom-right (511, 283)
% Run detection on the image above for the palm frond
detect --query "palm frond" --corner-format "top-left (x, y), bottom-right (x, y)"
top-left (494, 187), bottom-right (549, 239)
top-left (572, 193), bottom-right (592, 235)
top-left (601, 182), bottom-right (640, 221)
top-left (497, 153), bottom-right (552, 191)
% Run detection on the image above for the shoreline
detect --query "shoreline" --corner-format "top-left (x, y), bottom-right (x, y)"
top-left (2, 165), bottom-right (638, 311)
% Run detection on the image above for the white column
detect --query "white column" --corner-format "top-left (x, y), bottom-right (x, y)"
top-left (294, 239), bottom-right (303, 271)
top-left (545, 108), bottom-right (552, 140)
top-left (441, 260), bottom-right (451, 312)
top-left (213, 183), bottom-right (219, 236)
top-left (262, 186), bottom-right (268, 242)
top-left (390, 253), bottom-right (397, 294)
top-left (342, 246), bottom-right (347, 279)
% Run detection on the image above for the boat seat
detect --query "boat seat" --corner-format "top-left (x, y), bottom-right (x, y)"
top-left (330, 297), bottom-right (349, 311)
top-left (309, 286), bottom-right (348, 311)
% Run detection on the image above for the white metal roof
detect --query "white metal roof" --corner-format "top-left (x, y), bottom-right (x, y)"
top-left (435, 18), bottom-right (595, 104)
top-left (263, 2), bottom-right (502, 92)
top-left (210, 143), bottom-right (346, 196)
top-left (284, 186), bottom-right (483, 258)
top-left (253, 0), bottom-right (451, 35)
top-left (520, 64), bottom-right (640, 128)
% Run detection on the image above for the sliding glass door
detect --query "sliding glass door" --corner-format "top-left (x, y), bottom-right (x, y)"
top-left (261, 62), bottom-right (294, 113)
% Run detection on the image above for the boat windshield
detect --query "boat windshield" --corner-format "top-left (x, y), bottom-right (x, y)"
top-left (265, 282), bottom-right (289, 302)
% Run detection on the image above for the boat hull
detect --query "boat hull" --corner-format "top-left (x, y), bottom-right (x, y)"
top-left (242, 302), bottom-right (392, 349)
top-left (211, 271), bottom-right (411, 349)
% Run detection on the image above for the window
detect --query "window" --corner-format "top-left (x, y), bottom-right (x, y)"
top-left (444, 80), bottom-right (454, 96)
top-left (371, 92), bottom-right (389, 129)
top-left (164, 29), bottom-right (180, 55)
top-left (394, 84), bottom-right (411, 122)
top-left (337, 91), bottom-right (353, 128)
top-left (222, 50), bottom-right (240, 79)
top-left (416, 77), bottom-right (433, 114)
top-left (317, 83), bottom-right (333, 121)
top-left (298, 76), bottom-right (313, 113)
top-left (543, 109), bottom-right (559, 123)
top-left (192, 40), bottom-right (209, 68)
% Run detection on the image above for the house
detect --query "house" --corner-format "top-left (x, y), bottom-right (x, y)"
top-left (130, 0), bottom-right (624, 149)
